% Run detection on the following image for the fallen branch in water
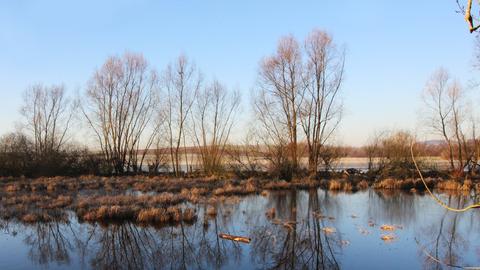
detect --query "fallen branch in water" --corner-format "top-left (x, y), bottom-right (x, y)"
top-left (271, 219), bottom-right (297, 230)
top-left (219, 233), bottom-right (251, 244)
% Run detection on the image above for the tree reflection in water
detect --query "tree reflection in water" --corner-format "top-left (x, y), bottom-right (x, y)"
top-left (23, 221), bottom-right (73, 267)
top-left (252, 190), bottom-right (341, 269)
top-left (416, 194), bottom-right (480, 269)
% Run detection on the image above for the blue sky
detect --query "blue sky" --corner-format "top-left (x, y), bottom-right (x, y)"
top-left (0, 0), bottom-right (477, 146)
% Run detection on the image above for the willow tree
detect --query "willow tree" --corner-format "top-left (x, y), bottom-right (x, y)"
top-left (254, 35), bottom-right (304, 171)
top-left (422, 68), bottom-right (474, 173)
top-left (300, 30), bottom-right (344, 174)
top-left (162, 55), bottom-right (202, 176)
top-left (192, 80), bottom-right (240, 174)
top-left (21, 84), bottom-right (73, 158)
top-left (422, 69), bottom-right (456, 171)
top-left (82, 52), bottom-right (159, 174)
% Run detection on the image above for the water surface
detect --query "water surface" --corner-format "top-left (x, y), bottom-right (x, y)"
top-left (1, 189), bottom-right (479, 269)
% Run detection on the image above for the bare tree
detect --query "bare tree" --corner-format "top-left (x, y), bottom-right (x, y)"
top-left (192, 80), bottom-right (240, 174)
top-left (82, 52), bottom-right (159, 174)
top-left (449, 82), bottom-right (468, 171)
top-left (21, 84), bottom-right (73, 158)
top-left (422, 69), bottom-right (456, 171)
top-left (255, 35), bottom-right (304, 171)
top-left (162, 55), bottom-right (202, 176)
top-left (300, 30), bottom-right (345, 174)
top-left (226, 128), bottom-right (263, 176)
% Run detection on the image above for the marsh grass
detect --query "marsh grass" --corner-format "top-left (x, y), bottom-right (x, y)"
top-left (1, 175), bottom-right (477, 225)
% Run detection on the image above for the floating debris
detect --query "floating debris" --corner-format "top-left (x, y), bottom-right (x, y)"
top-left (358, 228), bottom-right (370, 235)
top-left (322, 227), bottom-right (336, 234)
top-left (380, 234), bottom-right (396, 242)
top-left (340, 239), bottom-right (350, 246)
top-left (380, 224), bottom-right (395, 231)
top-left (219, 233), bottom-right (251, 244)
top-left (271, 219), bottom-right (297, 230)
top-left (328, 216), bottom-right (336, 220)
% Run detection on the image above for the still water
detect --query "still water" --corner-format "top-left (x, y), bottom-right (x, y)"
top-left (0, 189), bottom-right (479, 269)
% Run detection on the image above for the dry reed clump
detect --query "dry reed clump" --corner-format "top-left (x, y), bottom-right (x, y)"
top-left (264, 180), bottom-right (291, 190)
top-left (245, 178), bottom-right (257, 193)
top-left (342, 182), bottom-right (353, 192)
top-left (356, 180), bottom-right (369, 190)
top-left (180, 187), bottom-right (208, 203)
top-left (206, 206), bottom-right (217, 216)
top-left (81, 203), bottom-right (204, 224)
top-left (373, 178), bottom-right (399, 189)
top-left (22, 213), bottom-right (38, 223)
top-left (328, 180), bottom-right (342, 191)
top-left (461, 180), bottom-right (472, 192)
top-left (96, 205), bottom-right (137, 220)
top-left (372, 178), bottom-right (427, 190)
top-left (137, 208), bottom-right (168, 223)
top-left (213, 181), bottom-right (256, 196)
top-left (265, 208), bottom-right (276, 219)
top-left (46, 195), bottom-right (73, 209)
top-left (20, 212), bottom-right (64, 223)
top-left (436, 180), bottom-right (462, 191)
top-left (182, 208), bottom-right (196, 223)
top-left (5, 185), bottom-right (19, 192)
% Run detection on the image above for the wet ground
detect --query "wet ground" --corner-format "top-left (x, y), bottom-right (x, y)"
top-left (0, 188), bottom-right (479, 269)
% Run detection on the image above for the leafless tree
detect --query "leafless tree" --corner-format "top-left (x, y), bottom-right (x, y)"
top-left (254, 35), bottom-right (305, 171)
top-left (300, 30), bottom-right (345, 174)
top-left (364, 131), bottom-right (386, 172)
top-left (226, 129), bottom-right (263, 176)
top-left (21, 84), bottom-right (73, 158)
top-left (422, 69), bottom-right (457, 171)
top-left (162, 55), bottom-right (202, 176)
top-left (82, 52), bottom-right (159, 174)
top-left (192, 80), bottom-right (240, 174)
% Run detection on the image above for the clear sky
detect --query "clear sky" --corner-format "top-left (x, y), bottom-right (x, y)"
top-left (0, 0), bottom-right (477, 146)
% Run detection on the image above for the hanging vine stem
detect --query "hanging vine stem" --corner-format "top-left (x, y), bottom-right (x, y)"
top-left (410, 142), bottom-right (480, 212)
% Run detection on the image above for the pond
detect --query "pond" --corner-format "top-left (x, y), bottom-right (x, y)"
top-left (0, 188), bottom-right (479, 269)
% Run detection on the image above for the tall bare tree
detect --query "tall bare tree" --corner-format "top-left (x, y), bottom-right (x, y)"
top-left (21, 84), bottom-right (73, 158)
top-left (192, 80), bottom-right (240, 174)
top-left (300, 30), bottom-right (345, 174)
top-left (422, 68), bottom-right (475, 174)
top-left (82, 52), bottom-right (159, 174)
top-left (162, 55), bottom-right (202, 176)
top-left (422, 69), bottom-right (456, 170)
top-left (255, 35), bottom-right (304, 170)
